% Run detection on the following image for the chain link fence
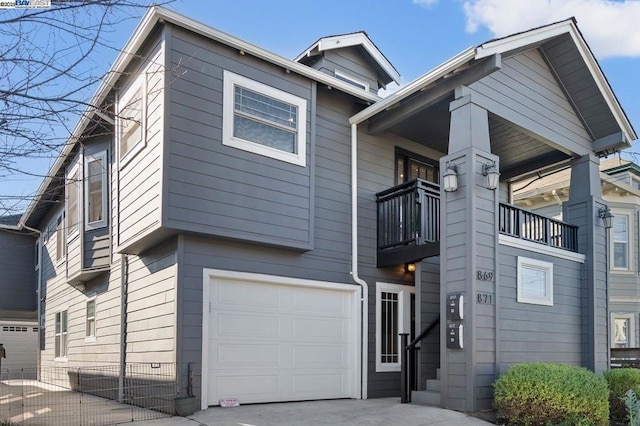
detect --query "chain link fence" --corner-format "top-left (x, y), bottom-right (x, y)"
top-left (0, 363), bottom-right (177, 425)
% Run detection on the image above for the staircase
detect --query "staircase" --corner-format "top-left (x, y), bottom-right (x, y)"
top-left (411, 368), bottom-right (441, 406)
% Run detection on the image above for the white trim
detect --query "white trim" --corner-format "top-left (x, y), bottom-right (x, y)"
top-left (517, 257), bottom-right (554, 306)
top-left (117, 74), bottom-right (147, 168)
top-left (55, 210), bottom-right (65, 266)
top-left (295, 32), bottom-right (400, 84)
top-left (222, 71), bottom-right (307, 167)
top-left (84, 151), bottom-right (108, 230)
top-left (34, 237), bottom-right (41, 271)
top-left (375, 282), bottom-right (415, 373)
top-left (201, 269), bottom-right (361, 410)
top-left (611, 211), bottom-right (632, 271)
top-left (611, 312), bottom-right (635, 347)
top-left (66, 162), bottom-right (80, 241)
top-left (54, 308), bottom-right (69, 361)
top-left (85, 296), bottom-right (97, 342)
top-left (334, 70), bottom-right (369, 92)
top-left (611, 297), bottom-right (640, 303)
top-left (499, 234), bottom-right (585, 263)
top-left (350, 47), bottom-right (476, 125)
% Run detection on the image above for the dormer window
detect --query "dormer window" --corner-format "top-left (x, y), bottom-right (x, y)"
top-left (334, 70), bottom-right (369, 92)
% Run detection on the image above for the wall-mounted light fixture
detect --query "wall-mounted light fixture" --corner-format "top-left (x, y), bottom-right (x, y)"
top-left (482, 161), bottom-right (500, 190)
top-left (598, 206), bottom-right (614, 229)
top-left (405, 263), bottom-right (416, 273)
top-left (443, 162), bottom-right (458, 192)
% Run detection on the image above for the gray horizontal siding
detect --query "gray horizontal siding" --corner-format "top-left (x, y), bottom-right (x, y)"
top-left (0, 230), bottom-right (36, 312)
top-left (318, 48), bottom-right (380, 92)
top-left (164, 27), bottom-right (313, 250)
top-left (84, 228), bottom-right (110, 269)
top-left (498, 243), bottom-right (583, 371)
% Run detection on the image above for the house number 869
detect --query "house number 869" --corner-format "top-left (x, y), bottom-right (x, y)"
top-left (476, 270), bottom-right (494, 281)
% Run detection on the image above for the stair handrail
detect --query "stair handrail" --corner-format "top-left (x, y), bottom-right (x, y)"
top-left (406, 317), bottom-right (440, 351)
top-left (401, 316), bottom-right (440, 403)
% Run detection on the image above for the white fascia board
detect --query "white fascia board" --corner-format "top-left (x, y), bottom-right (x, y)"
top-left (476, 20), bottom-right (636, 144)
top-left (21, 6), bottom-right (383, 227)
top-left (350, 47), bottom-right (476, 125)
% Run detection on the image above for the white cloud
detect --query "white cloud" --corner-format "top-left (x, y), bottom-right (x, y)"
top-left (463, 0), bottom-right (640, 58)
top-left (413, 0), bottom-right (439, 7)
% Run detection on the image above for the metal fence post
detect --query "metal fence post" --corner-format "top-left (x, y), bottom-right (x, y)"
top-left (400, 333), bottom-right (409, 403)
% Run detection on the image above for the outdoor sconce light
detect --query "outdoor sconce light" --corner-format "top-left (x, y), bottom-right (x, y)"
top-left (482, 161), bottom-right (500, 190)
top-left (405, 263), bottom-right (416, 273)
top-left (443, 162), bottom-right (458, 192)
top-left (598, 206), bottom-right (614, 229)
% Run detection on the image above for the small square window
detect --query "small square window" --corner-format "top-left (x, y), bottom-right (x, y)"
top-left (517, 257), bottom-right (553, 306)
top-left (222, 71), bottom-right (307, 167)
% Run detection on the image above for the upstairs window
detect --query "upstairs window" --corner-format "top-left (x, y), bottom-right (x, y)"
top-left (223, 71), bottom-right (307, 167)
top-left (55, 212), bottom-right (65, 263)
top-left (66, 164), bottom-right (79, 238)
top-left (85, 151), bottom-right (108, 229)
top-left (118, 77), bottom-right (146, 165)
top-left (612, 215), bottom-right (629, 270)
top-left (395, 149), bottom-right (439, 185)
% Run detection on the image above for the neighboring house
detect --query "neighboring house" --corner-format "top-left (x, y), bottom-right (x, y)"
top-left (513, 158), bottom-right (640, 351)
top-left (9, 7), bottom-right (637, 414)
top-left (0, 214), bottom-right (38, 375)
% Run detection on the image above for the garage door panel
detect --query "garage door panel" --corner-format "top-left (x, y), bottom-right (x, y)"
top-left (217, 343), bottom-right (280, 366)
top-left (207, 275), bottom-right (357, 406)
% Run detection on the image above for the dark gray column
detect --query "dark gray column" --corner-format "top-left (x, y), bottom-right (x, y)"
top-left (563, 154), bottom-right (609, 373)
top-left (439, 95), bottom-right (498, 412)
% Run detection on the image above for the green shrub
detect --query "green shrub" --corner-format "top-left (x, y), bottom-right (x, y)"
top-left (604, 368), bottom-right (640, 423)
top-left (493, 362), bottom-right (609, 426)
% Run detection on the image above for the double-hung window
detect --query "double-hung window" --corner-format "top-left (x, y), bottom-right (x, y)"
top-left (55, 310), bottom-right (68, 359)
top-left (118, 77), bottom-right (146, 165)
top-left (66, 164), bottom-right (79, 239)
top-left (612, 215), bottom-right (629, 270)
top-left (86, 299), bottom-right (96, 339)
top-left (85, 151), bottom-right (108, 229)
top-left (376, 282), bottom-right (415, 372)
top-left (223, 71), bottom-right (307, 166)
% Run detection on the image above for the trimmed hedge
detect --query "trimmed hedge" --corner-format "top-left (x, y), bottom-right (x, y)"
top-left (604, 368), bottom-right (640, 423)
top-left (494, 362), bottom-right (609, 426)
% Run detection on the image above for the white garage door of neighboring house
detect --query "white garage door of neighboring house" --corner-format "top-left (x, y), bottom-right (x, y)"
top-left (0, 322), bottom-right (38, 376)
top-left (202, 270), bottom-right (361, 407)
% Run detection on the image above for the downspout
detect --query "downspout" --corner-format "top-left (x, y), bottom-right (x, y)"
top-left (350, 123), bottom-right (369, 399)
top-left (118, 254), bottom-right (129, 402)
top-left (20, 224), bottom-right (42, 381)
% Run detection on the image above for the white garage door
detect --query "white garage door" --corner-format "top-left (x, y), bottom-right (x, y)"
top-left (204, 272), bottom-right (359, 406)
top-left (0, 322), bottom-right (38, 377)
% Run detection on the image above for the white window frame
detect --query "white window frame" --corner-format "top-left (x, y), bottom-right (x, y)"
top-left (54, 309), bottom-right (68, 361)
top-left (611, 313), bottom-right (635, 348)
top-left (66, 162), bottom-right (80, 241)
top-left (84, 151), bottom-right (108, 230)
top-left (611, 212), bottom-right (631, 271)
top-left (117, 75), bottom-right (147, 167)
top-left (55, 211), bottom-right (65, 265)
top-left (85, 297), bottom-right (96, 341)
top-left (222, 70), bottom-right (307, 167)
top-left (517, 256), bottom-right (553, 306)
top-left (334, 69), bottom-right (369, 92)
top-left (375, 282), bottom-right (415, 372)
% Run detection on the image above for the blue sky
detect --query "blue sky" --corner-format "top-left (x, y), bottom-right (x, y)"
top-left (3, 0), bottom-right (640, 214)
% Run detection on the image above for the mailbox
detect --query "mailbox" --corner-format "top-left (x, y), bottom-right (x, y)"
top-left (446, 293), bottom-right (464, 320)
top-left (447, 323), bottom-right (464, 349)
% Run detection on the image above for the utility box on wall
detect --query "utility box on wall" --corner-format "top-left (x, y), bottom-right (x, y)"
top-left (447, 323), bottom-right (464, 349)
top-left (446, 293), bottom-right (464, 320)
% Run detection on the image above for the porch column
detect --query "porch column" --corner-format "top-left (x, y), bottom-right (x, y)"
top-left (439, 94), bottom-right (498, 412)
top-left (563, 154), bottom-right (609, 373)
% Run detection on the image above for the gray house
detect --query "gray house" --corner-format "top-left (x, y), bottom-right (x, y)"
top-left (513, 158), bottom-right (640, 351)
top-left (11, 7), bottom-right (637, 413)
top-left (0, 215), bottom-right (38, 374)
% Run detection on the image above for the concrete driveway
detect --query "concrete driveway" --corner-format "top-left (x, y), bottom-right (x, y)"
top-left (132, 398), bottom-right (493, 426)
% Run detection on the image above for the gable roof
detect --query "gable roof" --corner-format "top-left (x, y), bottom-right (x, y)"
top-left (351, 19), bottom-right (636, 151)
top-left (20, 6), bottom-right (389, 229)
top-left (295, 32), bottom-right (401, 86)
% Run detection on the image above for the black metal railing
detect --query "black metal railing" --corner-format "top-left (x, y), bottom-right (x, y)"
top-left (376, 179), bottom-right (440, 251)
top-left (499, 203), bottom-right (578, 252)
top-left (400, 317), bottom-right (440, 404)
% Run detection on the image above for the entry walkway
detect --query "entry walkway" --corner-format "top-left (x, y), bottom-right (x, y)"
top-left (133, 398), bottom-right (493, 426)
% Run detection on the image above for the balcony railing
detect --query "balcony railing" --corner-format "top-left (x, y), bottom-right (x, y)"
top-left (376, 179), bottom-right (440, 266)
top-left (499, 203), bottom-right (578, 252)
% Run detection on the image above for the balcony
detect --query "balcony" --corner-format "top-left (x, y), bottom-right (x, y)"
top-left (376, 181), bottom-right (579, 268)
top-left (376, 179), bottom-right (440, 267)
top-left (499, 203), bottom-right (578, 252)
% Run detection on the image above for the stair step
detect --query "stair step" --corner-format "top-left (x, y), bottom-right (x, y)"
top-left (426, 379), bottom-right (440, 392)
top-left (436, 368), bottom-right (441, 380)
top-left (411, 390), bottom-right (441, 406)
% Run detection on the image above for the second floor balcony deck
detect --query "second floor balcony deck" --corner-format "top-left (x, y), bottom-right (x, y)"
top-left (376, 179), bottom-right (578, 267)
